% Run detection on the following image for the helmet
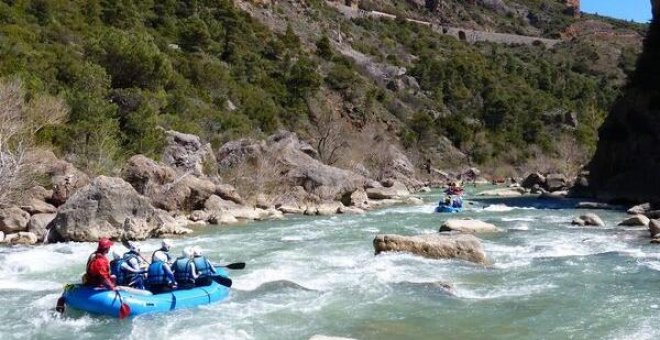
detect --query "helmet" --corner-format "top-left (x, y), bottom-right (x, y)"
top-left (153, 251), bottom-right (167, 263)
top-left (97, 237), bottom-right (113, 251)
top-left (161, 239), bottom-right (173, 250)
top-left (111, 249), bottom-right (122, 260)
top-left (128, 241), bottom-right (141, 253)
top-left (182, 247), bottom-right (193, 259)
top-left (192, 246), bottom-right (203, 257)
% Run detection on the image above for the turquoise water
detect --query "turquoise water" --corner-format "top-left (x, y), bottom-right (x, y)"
top-left (1, 189), bottom-right (658, 340)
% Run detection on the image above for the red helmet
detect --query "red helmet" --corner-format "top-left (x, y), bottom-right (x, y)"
top-left (97, 237), bottom-right (113, 250)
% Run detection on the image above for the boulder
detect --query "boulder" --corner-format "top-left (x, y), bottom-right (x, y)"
top-left (650, 219), bottom-right (660, 238)
top-left (576, 202), bottom-right (621, 210)
top-left (209, 212), bottom-right (240, 225)
top-left (157, 176), bottom-right (216, 212)
top-left (366, 181), bottom-right (410, 199)
top-left (618, 215), bottom-right (650, 227)
top-left (255, 194), bottom-right (271, 209)
top-left (545, 173), bottom-right (568, 192)
top-left (0, 206), bottom-right (30, 233)
top-left (189, 210), bottom-right (210, 222)
top-left (162, 130), bottom-right (217, 176)
top-left (440, 219), bottom-right (501, 233)
top-left (571, 213), bottom-right (605, 227)
top-left (47, 160), bottom-right (90, 206)
top-left (628, 203), bottom-right (651, 215)
top-left (4, 231), bottom-right (38, 245)
top-left (316, 202), bottom-right (344, 216)
top-left (344, 189), bottom-right (369, 209)
top-left (27, 213), bottom-right (56, 241)
top-left (51, 176), bottom-right (163, 241)
top-left (122, 155), bottom-right (176, 195)
top-left (20, 186), bottom-right (57, 214)
top-left (214, 183), bottom-right (244, 205)
top-left (477, 187), bottom-right (526, 197)
top-left (522, 172), bottom-right (545, 189)
top-left (373, 233), bottom-right (488, 265)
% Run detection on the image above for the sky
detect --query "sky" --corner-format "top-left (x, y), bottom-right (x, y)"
top-left (581, 0), bottom-right (653, 22)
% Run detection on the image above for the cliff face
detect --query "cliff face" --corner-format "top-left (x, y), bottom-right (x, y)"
top-left (587, 0), bottom-right (660, 202)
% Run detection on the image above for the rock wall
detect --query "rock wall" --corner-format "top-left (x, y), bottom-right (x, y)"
top-left (587, 1), bottom-right (660, 202)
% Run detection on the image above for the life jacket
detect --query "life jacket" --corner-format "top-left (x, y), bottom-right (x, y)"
top-left (146, 261), bottom-right (167, 286)
top-left (452, 196), bottom-right (463, 208)
top-left (152, 248), bottom-right (173, 263)
top-left (110, 258), bottom-right (127, 285)
top-left (173, 257), bottom-right (193, 283)
top-left (193, 256), bottom-right (212, 277)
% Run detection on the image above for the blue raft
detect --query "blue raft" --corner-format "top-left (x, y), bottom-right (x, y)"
top-left (62, 270), bottom-right (230, 317)
top-left (435, 205), bottom-right (463, 213)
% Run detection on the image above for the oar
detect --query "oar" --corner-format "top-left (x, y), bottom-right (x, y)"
top-left (116, 290), bottom-right (131, 319)
top-left (213, 262), bottom-right (246, 270)
top-left (55, 295), bottom-right (66, 313)
top-left (211, 275), bottom-right (233, 288)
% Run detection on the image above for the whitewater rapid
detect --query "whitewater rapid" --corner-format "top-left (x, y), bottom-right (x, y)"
top-left (1, 190), bottom-right (660, 339)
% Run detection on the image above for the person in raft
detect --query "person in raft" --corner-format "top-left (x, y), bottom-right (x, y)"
top-left (172, 247), bottom-right (198, 289)
top-left (145, 252), bottom-right (177, 293)
top-left (122, 241), bottom-right (148, 288)
top-left (191, 246), bottom-right (217, 286)
top-left (83, 238), bottom-right (117, 291)
top-left (110, 250), bottom-right (146, 289)
top-left (152, 239), bottom-right (174, 264)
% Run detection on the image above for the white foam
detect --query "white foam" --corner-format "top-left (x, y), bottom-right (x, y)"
top-left (455, 283), bottom-right (557, 299)
top-left (502, 217), bottom-right (535, 222)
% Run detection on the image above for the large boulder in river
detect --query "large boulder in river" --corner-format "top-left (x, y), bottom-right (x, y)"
top-left (162, 130), bottom-right (217, 176)
top-left (571, 213), bottom-right (605, 227)
top-left (618, 215), bottom-right (650, 227)
top-left (122, 155), bottom-right (176, 196)
top-left (51, 176), bottom-right (174, 241)
top-left (373, 233), bottom-right (488, 264)
top-left (366, 181), bottom-right (410, 199)
top-left (19, 186), bottom-right (56, 214)
top-left (440, 219), bottom-right (501, 233)
top-left (27, 213), bottom-right (56, 242)
top-left (522, 172), bottom-right (546, 189)
top-left (47, 160), bottom-right (90, 206)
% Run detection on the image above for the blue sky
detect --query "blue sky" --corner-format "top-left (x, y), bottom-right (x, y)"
top-left (581, 0), bottom-right (652, 22)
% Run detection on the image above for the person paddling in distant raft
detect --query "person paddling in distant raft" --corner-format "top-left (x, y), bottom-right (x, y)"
top-left (191, 246), bottom-right (217, 286)
top-left (172, 247), bottom-right (197, 289)
top-left (152, 239), bottom-right (174, 264)
top-left (145, 252), bottom-right (177, 293)
top-left (83, 238), bottom-right (117, 291)
top-left (110, 250), bottom-right (145, 289)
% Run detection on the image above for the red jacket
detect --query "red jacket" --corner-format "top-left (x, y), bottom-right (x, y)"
top-left (85, 252), bottom-right (116, 290)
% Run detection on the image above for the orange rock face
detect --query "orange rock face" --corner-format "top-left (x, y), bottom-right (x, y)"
top-left (565, 0), bottom-right (580, 17)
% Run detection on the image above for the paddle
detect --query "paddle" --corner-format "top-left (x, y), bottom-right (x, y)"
top-left (55, 296), bottom-right (66, 313)
top-left (211, 275), bottom-right (233, 288)
top-left (213, 262), bottom-right (246, 270)
top-left (116, 290), bottom-right (131, 319)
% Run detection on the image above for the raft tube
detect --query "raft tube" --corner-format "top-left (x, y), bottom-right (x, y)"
top-left (62, 271), bottom-right (230, 317)
top-left (435, 205), bottom-right (463, 213)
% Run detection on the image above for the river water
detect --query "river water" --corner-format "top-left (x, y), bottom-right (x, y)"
top-left (1, 188), bottom-right (659, 340)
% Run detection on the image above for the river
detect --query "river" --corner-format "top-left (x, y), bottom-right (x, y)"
top-left (1, 188), bottom-right (659, 340)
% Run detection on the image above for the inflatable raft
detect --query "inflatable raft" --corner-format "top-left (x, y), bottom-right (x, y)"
top-left (435, 205), bottom-right (463, 213)
top-left (62, 271), bottom-right (230, 317)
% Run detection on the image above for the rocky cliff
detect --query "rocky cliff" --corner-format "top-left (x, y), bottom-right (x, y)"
top-left (587, 0), bottom-right (660, 202)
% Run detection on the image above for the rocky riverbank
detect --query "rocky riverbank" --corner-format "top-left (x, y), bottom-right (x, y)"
top-left (0, 130), bottom-right (438, 245)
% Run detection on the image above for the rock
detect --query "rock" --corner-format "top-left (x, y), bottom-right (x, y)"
top-left (522, 172), bottom-right (546, 189)
top-left (477, 187), bottom-right (526, 197)
top-left (27, 213), bottom-right (56, 241)
top-left (256, 194), bottom-right (270, 209)
top-left (545, 173), bottom-right (568, 192)
top-left (122, 155), bottom-right (176, 195)
top-left (208, 212), bottom-right (239, 225)
top-left (162, 130), bottom-right (217, 176)
top-left (189, 210), bottom-right (209, 222)
top-left (373, 233), bottom-right (488, 265)
top-left (151, 210), bottom-right (193, 236)
top-left (366, 181), bottom-right (410, 199)
top-left (650, 219), bottom-right (660, 238)
top-left (204, 195), bottom-right (240, 212)
top-left (278, 205), bottom-right (305, 214)
top-left (344, 189), bottom-right (369, 209)
top-left (158, 176), bottom-right (216, 211)
top-left (338, 206), bottom-right (365, 214)
top-left (0, 206), bottom-right (30, 233)
top-left (439, 219), bottom-right (501, 233)
top-left (51, 176), bottom-right (162, 241)
top-left (539, 191), bottom-right (568, 199)
top-left (419, 186), bottom-right (431, 193)
top-left (214, 183), bottom-right (244, 205)
top-left (575, 202), bottom-right (621, 210)
top-left (571, 213), bottom-right (605, 227)
top-left (5, 231), bottom-right (38, 245)
top-left (618, 215), bottom-right (650, 227)
top-left (316, 202), bottom-right (344, 216)
top-left (20, 186), bottom-right (57, 214)
top-left (47, 160), bottom-right (90, 206)
top-left (628, 203), bottom-right (651, 215)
